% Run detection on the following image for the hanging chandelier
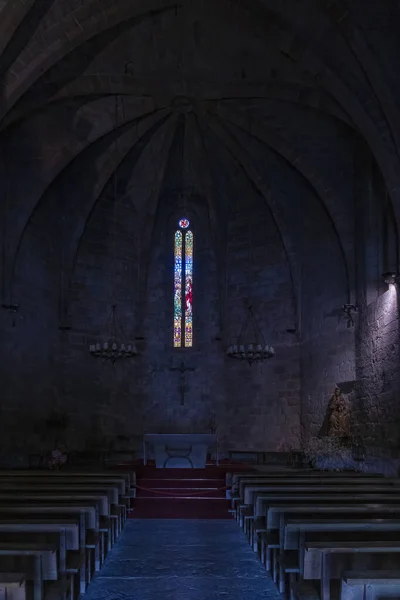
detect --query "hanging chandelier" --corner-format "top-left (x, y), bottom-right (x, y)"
top-left (88, 95), bottom-right (137, 364)
top-left (227, 305), bottom-right (275, 366)
top-left (89, 304), bottom-right (137, 363)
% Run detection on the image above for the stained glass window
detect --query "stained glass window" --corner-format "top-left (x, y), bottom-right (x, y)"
top-left (179, 218), bottom-right (190, 229)
top-left (184, 230), bottom-right (193, 347)
top-left (174, 219), bottom-right (193, 348)
top-left (174, 230), bottom-right (183, 347)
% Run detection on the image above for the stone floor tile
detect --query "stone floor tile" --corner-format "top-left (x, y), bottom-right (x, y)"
top-left (84, 519), bottom-right (282, 600)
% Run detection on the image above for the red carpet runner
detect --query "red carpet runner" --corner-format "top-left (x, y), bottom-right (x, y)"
top-left (131, 464), bottom-right (241, 519)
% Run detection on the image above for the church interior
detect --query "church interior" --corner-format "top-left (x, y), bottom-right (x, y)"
top-left (1, 1), bottom-right (400, 599)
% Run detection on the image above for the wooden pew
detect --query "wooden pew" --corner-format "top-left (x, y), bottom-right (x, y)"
top-left (232, 470), bottom-right (400, 600)
top-left (0, 476), bottom-right (131, 555)
top-left (0, 475), bottom-right (128, 501)
top-left (0, 483), bottom-right (127, 545)
top-left (0, 475), bottom-right (134, 520)
top-left (0, 493), bottom-right (113, 569)
top-left (0, 505), bottom-right (101, 588)
top-left (254, 492), bottom-right (400, 523)
top-left (0, 517), bottom-right (84, 594)
top-left (341, 570), bottom-right (400, 600)
top-left (261, 502), bottom-right (400, 549)
top-left (239, 482), bottom-right (400, 525)
top-left (0, 542), bottom-right (66, 600)
top-left (0, 470), bottom-right (132, 598)
top-left (235, 476), bottom-right (389, 514)
top-left (0, 492), bottom-right (112, 557)
top-left (231, 469), bottom-right (381, 486)
top-left (240, 477), bottom-right (400, 508)
top-left (253, 495), bottom-right (400, 553)
top-left (230, 469), bottom-right (381, 488)
top-left (256, 502), bottom-right (400, 571)
top-left (0, 572), bottom-right (27, 600)
top-left (303, 540), bottom-right (400, 600)
top-left (0, 572), bottom-right (25, 600)
top-left (0, 470), bottom-right (135, 490)
top-left (0, 531), bottom-right (81, 595)
top-left (230, 471), bottom-right (383, 500)
top-left (0, 481), bottom-right (121, 509)
top-left (278, 517), bottom-right (400, 598)
top-left (254, 493), bottom-right (400, 579)
top-left (0, 480), bottom-right (130, 535)
top-left (0, 503), bottom-right (98, 529)
top-left (0, 488), bottom-right (117, 549)
top-left (251, 493), bottom-right (400, 586)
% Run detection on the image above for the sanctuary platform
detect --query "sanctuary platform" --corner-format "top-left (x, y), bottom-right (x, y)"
top-left (132, 466), bottom-right (229, 519)
top-left (132, 462), bottom-right (252, 519)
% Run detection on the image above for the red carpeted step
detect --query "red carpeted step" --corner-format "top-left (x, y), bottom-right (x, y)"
top-left (134, 468), bottom-right (226, 479)
top-left (132, 498), bottom-right (232, 519)
top-left (136, 490), bottom-right (225, 499)
top-left (138, 478), bottom-right (224, 489)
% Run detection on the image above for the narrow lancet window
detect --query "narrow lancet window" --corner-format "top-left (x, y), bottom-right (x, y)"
top-left (184, 230), bottom-right (193, 347)
top-left (174, 218), bottom-right (193, 348)
top-left (173, 230), bottom-right (183, 347)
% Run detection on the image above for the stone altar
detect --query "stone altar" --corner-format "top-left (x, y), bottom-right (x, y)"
top-left (143, 433), bottom-right (219, 468)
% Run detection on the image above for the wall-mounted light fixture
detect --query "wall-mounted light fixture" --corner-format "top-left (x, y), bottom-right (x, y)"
top-left (342, 304), bottom-right (358, 328)
top-left (382, 272), bottom-right (398, 286)
top-left (2, 303), bottom-right (19, 313)
top-left (2, 303), bottom-right (19, 327)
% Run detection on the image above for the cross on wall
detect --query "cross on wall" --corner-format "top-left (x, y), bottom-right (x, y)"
top-left (169, 361), bottom-right (196, 406)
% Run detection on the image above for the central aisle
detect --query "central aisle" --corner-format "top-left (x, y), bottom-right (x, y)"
top-left (84, 519), bottom-right (282, 600)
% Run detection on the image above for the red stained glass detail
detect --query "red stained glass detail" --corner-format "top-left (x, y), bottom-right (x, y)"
top-left (179, 218), bottom-right (190, 229)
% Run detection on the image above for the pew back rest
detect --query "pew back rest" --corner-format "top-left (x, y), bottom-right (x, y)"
top-left (236, 473), bottom-right (386, 495)
top-left (0, 483), bottom-right (119, 506)
top-left (0, 477), bottom-right (126, 495)
top-left (266, 503), bottom-right (400, 529)
top-left (0, 505), bottom-right (97, 529)
top-left (255, 494), bottom-right (400, 518)
top-left (0, 493), bottom-right (109, 516)
top-left (244, 484), bottom-right (400, 505)
top-left (0, 470), bottom-right (134, 488)
top-left (0, 520), bottom-right (79, 550)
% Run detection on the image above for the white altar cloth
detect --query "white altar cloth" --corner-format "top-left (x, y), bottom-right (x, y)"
top-left (143, 433), bottom-right (218, 468)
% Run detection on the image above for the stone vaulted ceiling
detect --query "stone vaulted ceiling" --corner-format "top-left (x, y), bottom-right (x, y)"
top-left (1, 0), bottom-right (400, 316)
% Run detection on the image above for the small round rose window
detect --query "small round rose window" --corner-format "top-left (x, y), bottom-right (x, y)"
top-left (179, 218), bottom-right (190, 229)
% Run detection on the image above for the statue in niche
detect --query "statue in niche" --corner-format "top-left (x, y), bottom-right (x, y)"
top-left (327, 386), bottom-right (351, 438)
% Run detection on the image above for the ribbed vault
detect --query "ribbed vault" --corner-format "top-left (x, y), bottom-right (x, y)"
top-left (0, 0), bottom-right (399, 325)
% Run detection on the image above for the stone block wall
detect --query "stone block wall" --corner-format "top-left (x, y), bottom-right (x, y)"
top-left (54, 180), bottom-right (301, 454)
top-left (2, 137), bottom-right (399, 461)
top-left (223, 191), bottom-right (300, 452)
top-left (355, 287), bottom-right (400, 449)
top-left (56, 186), bottom-right (139, 451)
top-left (2, 0), bottom-right (400, 463)
top-left (0, 205), bottom-right (60, 465)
